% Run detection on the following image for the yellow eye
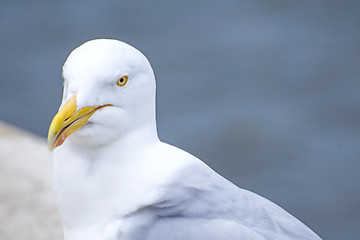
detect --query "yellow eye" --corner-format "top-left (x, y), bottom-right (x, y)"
top-left (116, 75), bottom-right (128, 87)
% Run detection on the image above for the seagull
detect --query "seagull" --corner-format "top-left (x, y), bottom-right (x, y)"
top-left (47, 39), bottom-right (321, 240)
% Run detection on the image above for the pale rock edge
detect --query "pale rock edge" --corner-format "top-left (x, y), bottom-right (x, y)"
top-left (0, 120), bottom-right (62, 240)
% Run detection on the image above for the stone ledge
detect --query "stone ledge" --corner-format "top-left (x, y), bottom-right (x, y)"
top-left (0, 121), bottom-right (62, 240)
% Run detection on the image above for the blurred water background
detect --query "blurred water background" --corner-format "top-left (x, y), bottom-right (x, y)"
top-left (0, 0), bottom-right (359, 239)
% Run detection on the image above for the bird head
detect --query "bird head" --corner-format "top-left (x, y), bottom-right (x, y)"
top-left (47, 39), bottom-right (157, 151)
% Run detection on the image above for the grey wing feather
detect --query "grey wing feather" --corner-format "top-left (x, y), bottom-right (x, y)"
top-left (145, 217), bottom-right (266, 240)
top-left (141, 160), bottom-right (321, 240)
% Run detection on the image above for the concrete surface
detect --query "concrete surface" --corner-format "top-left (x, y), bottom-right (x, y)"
top-left (0, 121), bottom-right (62, 240)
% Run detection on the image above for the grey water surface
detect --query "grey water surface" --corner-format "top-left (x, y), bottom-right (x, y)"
top-left (1, 1), bottom-right (359, 239)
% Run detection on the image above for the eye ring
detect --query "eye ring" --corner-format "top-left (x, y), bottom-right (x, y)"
top-left (116, 75), bottom-right (128, 87)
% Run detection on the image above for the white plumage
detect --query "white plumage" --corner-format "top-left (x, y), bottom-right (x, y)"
top-left (49, 39), bottom-right (321, 240)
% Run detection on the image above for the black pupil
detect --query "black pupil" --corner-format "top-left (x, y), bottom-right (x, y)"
top-left (120, 78), bottom-right (124, 82)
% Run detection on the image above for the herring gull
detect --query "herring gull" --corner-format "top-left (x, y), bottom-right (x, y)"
top-left (47, 39), bottom-right (321, 240)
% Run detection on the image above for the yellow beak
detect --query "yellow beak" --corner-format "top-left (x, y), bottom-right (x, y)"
top-left (47, 94), bottom-right (112, 151)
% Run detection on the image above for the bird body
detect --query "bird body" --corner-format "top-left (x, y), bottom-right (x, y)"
top-left (48, 39), bottom-right (321, 240)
